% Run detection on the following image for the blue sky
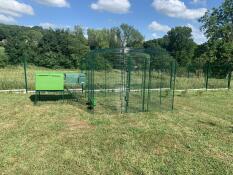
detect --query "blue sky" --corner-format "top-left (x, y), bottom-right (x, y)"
top-left (0, 0), bottom-right (222, 44)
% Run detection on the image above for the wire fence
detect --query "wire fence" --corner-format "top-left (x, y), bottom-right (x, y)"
top-left (0, 49), bottom-right (232, 113)
top-left (175, 63), bottom-right (232, 90)
top-left (85, 48), bottom-right (176, 113)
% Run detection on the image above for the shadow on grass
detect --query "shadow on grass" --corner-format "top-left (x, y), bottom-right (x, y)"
top-left (229, 126), bottom-right (233, 133)
top-left (29, 94), bottom-right (76, 102)
top-left (29, 94), bottom-right (95, 114)
top-left (198, 120), bottom-right (217, 127)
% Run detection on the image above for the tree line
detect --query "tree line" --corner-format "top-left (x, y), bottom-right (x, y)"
top-left (0, 0), bottom-right (232, 76)
top-left (0, 23), bottom-right (145, 69)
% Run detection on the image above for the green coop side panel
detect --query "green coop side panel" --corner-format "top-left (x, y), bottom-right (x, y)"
top-left (36, 72), bottom-right (64, 91)
top-left (65, 73), bottom-right (86, 85)
top-left (65, 73), bottom-right (79, 85)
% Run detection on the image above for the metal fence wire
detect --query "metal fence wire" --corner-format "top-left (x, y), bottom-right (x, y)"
top-left (0, 48), bottom-right (232, 113)
top-left (84, 48), bottom-right (176, 114)
top-left (175, 63), bottom-right (232, 90)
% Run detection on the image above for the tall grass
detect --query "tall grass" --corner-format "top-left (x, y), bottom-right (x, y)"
top-left (0, 66), bottom-right (230, 90)
top-left (0, 66), bottom-right (80, 90)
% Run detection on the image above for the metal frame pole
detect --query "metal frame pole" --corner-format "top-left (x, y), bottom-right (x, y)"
top-left (146, 58), bottom-right (151, 112)
top-left (125, 55), bottom-right (130, 113)
top-left (228, 69), bottom-right (231, 90)
top-left (171, 61), bottom-right (177, 111)
top-left (159, 69), bottom-right (162, 111)
top-left (23, 57), bottom-right (28, 93)
top-left (169, 62), bottom-right (173, 89)
top-left (104, 59), bottom-right (107, 97)
top-left (205, 62), bottom-right (210, 91)
top-left (142, 58), bottom-right (147, 112)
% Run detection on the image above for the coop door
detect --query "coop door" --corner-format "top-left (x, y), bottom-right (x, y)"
top-left (124, 55), bottom-right (150, 113)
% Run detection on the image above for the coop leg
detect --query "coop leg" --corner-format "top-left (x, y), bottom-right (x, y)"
top-left (34, 91), bottom-right (38, 105)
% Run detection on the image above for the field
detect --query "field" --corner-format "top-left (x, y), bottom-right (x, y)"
top-left (0, 66), bottom-right (231, 90)
top-left (0, 91), bottom-right (232, 174)
top-left (0, 66), bottom-right (79, 90)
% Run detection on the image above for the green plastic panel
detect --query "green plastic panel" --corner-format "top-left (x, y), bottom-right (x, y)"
top-left (36, 72), bottom-right (64, 91)
top-left (65, 73), bottom-right (86, 85)
top-left (78, 73), bottom-right (86, 85)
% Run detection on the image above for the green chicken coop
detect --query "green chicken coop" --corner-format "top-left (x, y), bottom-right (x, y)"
top-left (35, 72), bottom-right (86, 104)
top-left (35, 72), bottom-right (65, 103)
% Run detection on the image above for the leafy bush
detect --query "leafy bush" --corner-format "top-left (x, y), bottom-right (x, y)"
top-left (0, 47), bottom-right (8, 68)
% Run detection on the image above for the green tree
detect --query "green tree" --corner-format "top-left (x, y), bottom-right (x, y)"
top-left (200, 0), bottom-right (233, 43)
top-left (192, 43), bottom-right (209, 68)
top-left (166, 27), bottom-right (197, 66)
top-left (5, 33), bottom-right (28, 65)
top-left (87, 29), bottom-right (110, 49)
top-left (0, 47), bottom-right (8, 68)
top-left (69, 27), bottom-right (89, 68)
top-left (144, 41), bottom-right (173, 69)
top-left (199, 0), bottom-right (233, 65)
top-left (118, 24), bottom-right (144, 48)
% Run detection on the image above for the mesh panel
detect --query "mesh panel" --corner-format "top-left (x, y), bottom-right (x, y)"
top-left (85, 48), bottom-right (176, 114)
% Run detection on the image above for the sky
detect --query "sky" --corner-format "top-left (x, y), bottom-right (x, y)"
top-left (0, 0), bottom-right (223, 44)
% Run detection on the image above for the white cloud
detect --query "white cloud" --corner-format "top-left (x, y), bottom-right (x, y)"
top-left (186, 24), bottom-right (207, 44)
top-left (91, 0), bottom-right (131, 14)
top-left (0, 0), bottom-right (34, 17)
top-left (39, 22), bottom-right (71, 29)
top-left (35, 0), bottom-right (70, 7)
top-left (192, 0), bottom-right (206, 3)
top-left (0, 0), bottom-right (34, 24)
top-left (152, 33), bottom-right (158, 38)
top-left (152, 0), bottom-right (207, 20)
top-left (39, 22), bottom-right (57, 29)
top-left (0, 14), bottom-right (16, 24)
top-left (149, 21), bottom-right (171, 32)
top-left (152, 33), bottom-right (163, 39)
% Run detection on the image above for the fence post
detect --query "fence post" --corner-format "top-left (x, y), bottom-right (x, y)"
top-left (104, 60), bottom-right (107, 97)
top-left (159, 69), bottom-right (162, 111)
top-left (23, 57), bottom-right (28, 93)
top-left (205, 62), bottom-right (210, 91)
top-left (124, 49), bottom-right (130, 113)
top-left (228, 71), bottom-right (232, 90)
top-left (142, 58), bottom-right (147, 112)
top-left (146, 58), bottom-right (151, 112)
top-left (171, 61), bottom-right (176, 111)
top-left (169, 62), bottom-right (173, 89)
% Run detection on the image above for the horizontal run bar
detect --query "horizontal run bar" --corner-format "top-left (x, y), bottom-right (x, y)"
top-left (0, 88), bottom-right (229, 94)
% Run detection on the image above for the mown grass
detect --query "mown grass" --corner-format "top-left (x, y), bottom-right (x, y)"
top-left (0, 66), bottom-right (230, 90)
top-left (0, 91), bottom-right (232, 174)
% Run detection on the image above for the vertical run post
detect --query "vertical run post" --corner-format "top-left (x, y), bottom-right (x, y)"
top-left (228, 71), bottom-right (232, 90)
top-left (120, 48), bottom-right (126, 113)
top-left (171, 61), bottom-right (177, 111)
top-left (142, 58), bottom-right (147, 112)
top-left (205, 62), bottom-right (210, 91)
top-left (92, 56), bottom-right (95, 109)
top-left (104, 59), bottom-right (107, 97)
top-left (146, 57), bottom-right (151, 112)
top-left (169, 62), bottom-right (173, 89)
top-left (159, 69), bottom-right (162, 111)
top-left (125, 55), bottom-right (131, 113)
top-left (23, 56), bottom-right (28, 93)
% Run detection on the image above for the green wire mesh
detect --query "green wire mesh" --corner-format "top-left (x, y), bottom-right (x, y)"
top-left (84, 48), bottom-right (177, 114)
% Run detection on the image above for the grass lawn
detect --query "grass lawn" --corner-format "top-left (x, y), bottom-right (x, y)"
top-left (0, 91), bottom-right (233, 174)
